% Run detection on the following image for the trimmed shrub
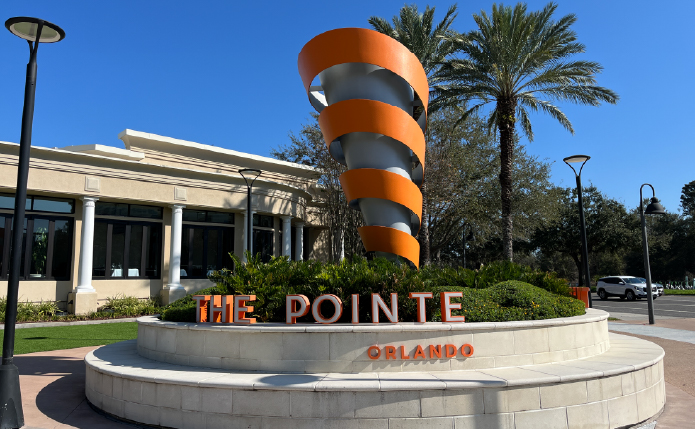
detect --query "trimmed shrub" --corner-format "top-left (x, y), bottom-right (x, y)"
top-left (452, 281), bottom-right (585, 322)
top-left (160, 286), bottom-right (221, 322)
top-left (160, 255), bottom-right (583, 323)
top-left (99, 295), bottom-right (161, 317)
top-left (0, 295), bottom-right (163, 323)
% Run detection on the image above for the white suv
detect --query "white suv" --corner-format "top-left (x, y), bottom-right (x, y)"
top-left (596, 276), bottom-right (658, 301)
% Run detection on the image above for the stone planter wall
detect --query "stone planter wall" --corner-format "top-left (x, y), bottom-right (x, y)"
top-left (136, 310), bottom-right (610, 373)
top-left (85, 309), bottom-right (666, 428)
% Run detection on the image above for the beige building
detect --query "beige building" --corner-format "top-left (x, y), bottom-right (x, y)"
top-left (0, 129), bottom-right (327, 313)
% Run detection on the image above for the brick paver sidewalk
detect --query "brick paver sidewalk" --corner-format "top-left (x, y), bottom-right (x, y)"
top-left (15, 346), bottom-right (127, 428)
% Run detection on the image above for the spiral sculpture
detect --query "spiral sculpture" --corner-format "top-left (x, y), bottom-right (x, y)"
top-left (298, 28), bottom-right (428, 267)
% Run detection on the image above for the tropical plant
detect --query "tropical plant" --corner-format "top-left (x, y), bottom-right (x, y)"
top-left (368, 3), bottom-right (459, 265)
top-left (434, 2), bottom-right (618, 261)
top-left (368, 4), bottom-right (458, 78)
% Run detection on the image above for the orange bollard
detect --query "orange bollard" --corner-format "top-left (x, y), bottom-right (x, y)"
top-left (570, 287), bottom-right (590, 308)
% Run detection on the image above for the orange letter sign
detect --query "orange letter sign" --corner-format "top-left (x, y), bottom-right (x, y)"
top-left (192, 295), bottom-right (211, 323)
top-left (408, 292), bottom-right (433, 323)
top-left (371, 293), bottom-right (398, 323)
top-left (233, 295), bottom-right (256, 324)
top-left (440, 292), bottom-right (466, 322)
top-left (286, 295), bottom-right (310, 324)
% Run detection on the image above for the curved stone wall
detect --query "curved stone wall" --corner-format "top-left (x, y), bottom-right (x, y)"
top-left (86, 332), bottom-right (665, 429)
top-left (136, 309), bottom-right (610, 373)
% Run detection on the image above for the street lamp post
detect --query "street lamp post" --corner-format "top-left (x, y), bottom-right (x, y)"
top-left (239, 169), bottom-right (261, 260)
top-left (1, 17), bottom-right (65, 428)
top-left (639, 184), bottom-right (666, 325)
top-left (563, 155), bottom-right (593, 308)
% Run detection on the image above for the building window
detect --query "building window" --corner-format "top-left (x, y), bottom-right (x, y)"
top-left (182, 209), bottom-right (234, 225)
top-left (0, 193), bottom-right (74, 214)
top-left (95, 202), bottom-right (163, 219)
top-left (253, 214), bottom-right (273, 228)
top-left (253, 230), bottom-right (274, 263)
top-left (0, 214), bottom-right (74, 280)
top-left (252, 214), bottom-right (275, 262)
top-left (92, 220), bottom-right (162, 279)
top-left (180, 226), bottom-right (234, 278)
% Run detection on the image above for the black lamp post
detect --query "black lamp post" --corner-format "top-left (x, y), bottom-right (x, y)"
top-left (563, 155), bottom-right (592, 308)
top-left (2, 17), bottom-right (65, 428)
top-left (239, 169), bottom-right (261, 259)
top-left (640, 184), bottom-right (666, 325)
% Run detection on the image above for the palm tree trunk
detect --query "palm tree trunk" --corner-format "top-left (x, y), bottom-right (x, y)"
top-left (498, 98), bottom-right (516, 261)
top-left (419, 177), bottom-right (431, 266)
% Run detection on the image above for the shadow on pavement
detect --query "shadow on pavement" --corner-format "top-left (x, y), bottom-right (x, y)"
top-left (14, 350), bottom-right (129, 428)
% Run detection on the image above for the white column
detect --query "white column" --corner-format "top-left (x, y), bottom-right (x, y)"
top-left (281, 216), bottom-right (292, 257)
top-left (294, 222), bottom-right (304, 261)
top-left (76, 197), bottom-right (98, 292)
top-left (166, 204), bottom-right (186, 291)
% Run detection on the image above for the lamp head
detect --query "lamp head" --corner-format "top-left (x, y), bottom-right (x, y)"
top-left (563, 155), bottom-right (590, 164)
top-left (5, 17), bottom-right (65, 43)
top-left (239, 169), bottom-right (262, 186)
top-left (645, 197), bottom-right (666, 215)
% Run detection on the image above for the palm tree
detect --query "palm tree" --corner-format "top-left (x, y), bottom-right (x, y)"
top-left (434, 2), bottom-right (618, 261)
top-left (369, 4), bottom-right (459, 265)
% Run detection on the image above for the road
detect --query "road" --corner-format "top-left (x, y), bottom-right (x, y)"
top-left (591, 293), bottom-right (695, 320)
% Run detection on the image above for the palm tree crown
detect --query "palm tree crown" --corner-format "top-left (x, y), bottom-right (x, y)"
top-left (435, 2), bottom-right (619, 261)
top-left (369, 4), bottom-right (458, 80)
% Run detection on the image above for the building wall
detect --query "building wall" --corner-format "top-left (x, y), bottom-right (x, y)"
top-left (0, 130), bottom-right (327, 307)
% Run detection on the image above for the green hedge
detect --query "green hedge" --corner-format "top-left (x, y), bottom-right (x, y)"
top-left (161, 256), bottom-right (581, 323)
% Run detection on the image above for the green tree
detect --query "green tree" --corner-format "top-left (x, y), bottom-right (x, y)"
top-left (532, 186), bottom-right (634, 285)
top-left (435, 2), bottom-right (618, 261)
top-left (369, 3), bottom-right (458, 265)
top-left (681, 180), bottom-right (695, 216)
top-left (426, 107), bottom-right (561, 266)
top-left (623, 206), bottom-right (695, 284)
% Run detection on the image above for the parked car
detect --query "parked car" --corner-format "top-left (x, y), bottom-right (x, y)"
top-left (596, 276), bottom-right (658, 301)
top-left (655, 283), bottom-right (664, 296)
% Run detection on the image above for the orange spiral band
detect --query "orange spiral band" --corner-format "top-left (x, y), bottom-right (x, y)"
top-left (358, 226), bottom-right (420, 267)
top-left (299, 28), bottom-right (428, 267)
top-left (319, 99), bottom-right (426, 169)
top-left (340, 168), bottom-right (422, 225)
top-left (298, 28), bottom-right (429, 110)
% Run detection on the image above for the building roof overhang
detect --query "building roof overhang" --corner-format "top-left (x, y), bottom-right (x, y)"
top-left (0, 140), bottom-right (314, 203)
top-left (118, 129), bottom-right (317, 179)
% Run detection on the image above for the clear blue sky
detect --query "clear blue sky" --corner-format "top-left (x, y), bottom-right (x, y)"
top-left (1, 1), bottom-right (693, 213)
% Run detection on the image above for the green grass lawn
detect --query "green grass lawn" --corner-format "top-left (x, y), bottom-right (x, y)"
top-left (0, 322), bottom-right (138, 355)
top-left (664, 290), bottom-right (695, 295)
